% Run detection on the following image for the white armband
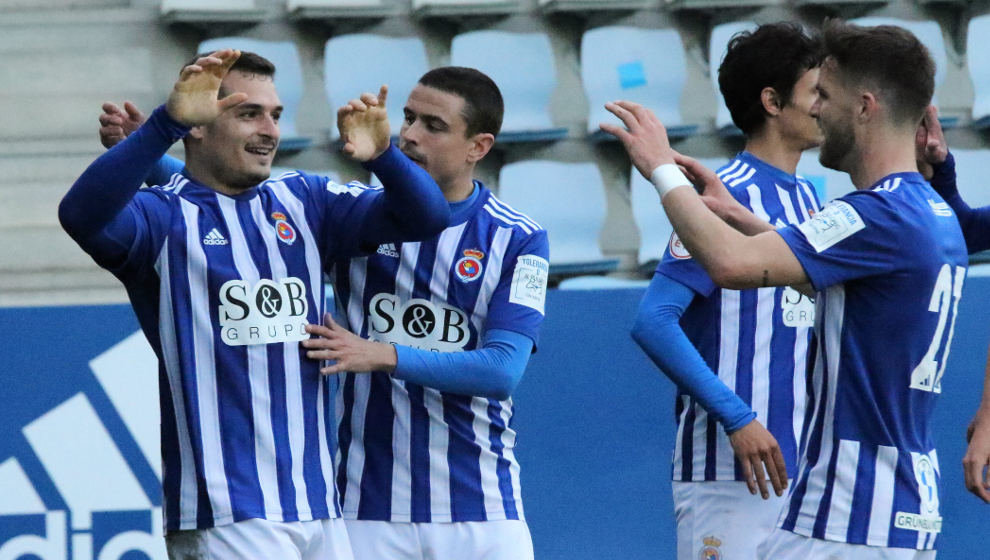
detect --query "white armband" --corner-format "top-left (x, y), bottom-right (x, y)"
top-left (649, 164), bottom-right (691, 200)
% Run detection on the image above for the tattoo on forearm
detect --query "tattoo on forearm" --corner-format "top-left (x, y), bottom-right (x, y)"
top-left (762, 269), bottom-right (770, 287)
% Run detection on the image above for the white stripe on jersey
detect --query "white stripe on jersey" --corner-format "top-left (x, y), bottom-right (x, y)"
top-left (776, 185), bottom-right (801, 224)
top-left (389, 242), bottom-right (421, 518)
top-left (342, 258), bottom-right (371, 515)
top-left (751, 287), bottom-right (774, 435)
top-left (470, 227), bottom-right (512, 336)
top-left (721, 161), bottom-right (749, 184)
top-left (717, 159), bottom-right (742, 179)
top-left (155, 241), bottom-right (199, 529)
top-left (219, 197), bottom-right (283, 520)
top-left (483, 202), bottom-right (534, 234)
top-left (499, 399), bottom-right (523, 517)
top-left (728, 166), bottom-right (757, 187)
top-left (714, 289), bottom-right (741, 479)
top-left (824, 438), bottom-right (860, 541)
top-left (866, 445), bottom-right (899, 547)
top-left (794, 285), bottom-right (844, 535)
top-left (180, 199), bottom-right (233, 523)
top-left (473, 397), bottom-right (504, 517)
top-left (746, 184), bottom-right (769, 222)
top-left (487, 195), bottom-right (543, 231)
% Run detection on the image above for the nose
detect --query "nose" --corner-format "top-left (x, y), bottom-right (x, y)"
top-left (399, 120), bottom-right (418, 146)
top-left (260, 113), bottom-right (280, 141)
top-left (809, 99), bottom-right (821, 119)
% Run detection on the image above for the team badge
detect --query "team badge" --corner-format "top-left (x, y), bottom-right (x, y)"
top-left (669, 232), bottom-right (691, 259)
top-left (698, 536), bottom-right (722, 560)
top-left (455, 249), bottom-right (484, 282)
top-left (271, 212), bottom-right (296, 245)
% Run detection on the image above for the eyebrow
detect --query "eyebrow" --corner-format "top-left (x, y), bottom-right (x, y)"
top-left (237, 103), bottom-right (284, 113)
top-left (405, 107), bottom-right (448, 128)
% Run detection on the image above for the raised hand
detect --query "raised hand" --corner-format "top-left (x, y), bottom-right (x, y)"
top-left (600, 100), bottom-right (676, 179)
top-left (729, 419), bottom-right (789, 499)
top-left (337, 85), bottom-right (390, 162)
top-left (99, 101), bottom-right (145, 149)
top-left (302, 313), bottom-right (397, 374)
top-left (166, 49), bottom-right (248, 127)
top-left (964, 411), bottom-right (990, 503)
top-left (915, 104), bottom-right (948, 180)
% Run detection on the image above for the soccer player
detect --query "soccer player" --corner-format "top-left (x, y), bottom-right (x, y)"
top-left (302, 67), bottom-right (549, 560)
top-left (60, 49), bottom-right (450, 558)
top-left (630, 23), bottom-right (823, 560)
top-left (604, 19), bottom-right (966, 559)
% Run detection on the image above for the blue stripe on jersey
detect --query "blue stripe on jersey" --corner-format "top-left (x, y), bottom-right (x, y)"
top-left (847, 443), bottom-right (878, 544)
top-left (357, 374), bottom-right (395, 519)
top-left (336, 372), bottom-right (356, 509)
top-left (488, 400), bottom-right (517, 518)
top-left (409, 382), bottom-right (432, 522)
top-left (444, 394), bottom-right (487, 519)
top-left (811, 443), bottom-right (842, 539)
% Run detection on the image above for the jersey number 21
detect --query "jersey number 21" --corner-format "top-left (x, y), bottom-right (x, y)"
top-left (910, 264), bottom-right (966, 394)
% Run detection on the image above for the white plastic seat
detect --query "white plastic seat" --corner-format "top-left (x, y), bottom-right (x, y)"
top-left (411, 0), bottom-right (521, 17)
top-left (450, 30), bottom-right (567, 143)
top-left (198, 37), bottom-right (311, 151)
top-left (581, 26), bottom-right (697, 142)
top-left (967, 14), bottom-right (990, 128)
top-left (161, 0), bottom-right (265, 23)
top-left (498, 160), bottom-right (618, 275)
top-left (538, 0), bottom-right (654, 12)
top-left (287, 0), bottom-right (398, 19)
top-left (324, 34), bottom-right (430, 143)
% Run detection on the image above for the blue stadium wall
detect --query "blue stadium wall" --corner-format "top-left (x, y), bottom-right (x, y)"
top-left (3, 281), bottom-right (989, 559)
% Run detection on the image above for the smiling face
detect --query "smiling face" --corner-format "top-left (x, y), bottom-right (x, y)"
top-left (811, 59), bottom-right (857, 173)
top-left (398, 84), bottom-right (485, 195)
top-left (187, 70), bottom-right (282, 192)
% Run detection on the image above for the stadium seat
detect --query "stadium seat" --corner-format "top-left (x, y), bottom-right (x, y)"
top-left (709, 20), bottom-right (757, 137)
top-left (160, 0), bottom-right (265, 23)
top-left (497, 160), bottom-right (618, 276)
top-left (538, 0), bottom-right (655, 13)
top-left (557, 276), bottom-right (649, 290)
top-left (665, 0), bottom-right (782, 8)
top-left (450, 30), bottom-right (567, 143)
top-left (792, 0), bottom-right (888, 5)
top-left (968, 14), bottom-right (990, 129)
top-left (411, 0), bottom-right (522, 17)
top-left (324, 34), bottom-right (430, 143)
top-left (198, 37), bottom-right (311, 151)
top-left (850, 16), bottom-right (956, 128)
top-left (286, 0), bottom-right (400, 19)
top-left (581, 26), bottom-right (697, 142)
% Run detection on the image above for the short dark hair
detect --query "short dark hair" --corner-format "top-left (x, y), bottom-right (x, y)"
top-left (718, 22), bottom-right (823, 135)
top-left (184, 51), bottom-right (276, 99)
top-left (822, 19), bottom-right (934, 126)
top-left (418, 66), bottom-right (504, 137)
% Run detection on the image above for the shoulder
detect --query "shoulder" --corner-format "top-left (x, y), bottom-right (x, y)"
top-left (481, 192), bottom-right (545, 237)
top-left (265, 170), bottom-right (381, 199)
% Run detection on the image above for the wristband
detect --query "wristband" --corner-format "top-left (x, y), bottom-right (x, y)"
top-left (649, 164), bottom-right (691, 200)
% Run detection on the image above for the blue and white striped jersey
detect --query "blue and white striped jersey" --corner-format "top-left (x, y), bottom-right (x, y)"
top-left (329, 182), bottom-right (549, 523)
top-left (101, 170), bottom-right (383, 532)
top-left (777, 172), bottom-right (968, 550)
top-left (657, 152), bottom-right (821, 482)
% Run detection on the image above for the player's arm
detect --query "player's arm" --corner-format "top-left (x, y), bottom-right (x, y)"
top-left (964, 342), bottom-right (990, 503)
top-left (302, 318), bottom-right (530, 401)
top-left (601, 101), bottom-right (808, 290)
top-left (335, 86), bottom-right (449, 247)
top-left (631, 273), bottom-right (787, 498)
top-left (61, 51), bottom-right (246, 253)
top-left (98, 102), bottom-right (202, 187)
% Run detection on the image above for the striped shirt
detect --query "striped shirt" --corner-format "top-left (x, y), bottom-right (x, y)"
top-left (104, 170), bottom-right (383, 532)
top-left (329, 183), bottom-right (549, 523)
top-left (777, 172), bottom-right (967, 550)
top-left (657, 152), bottom-right (821, 482)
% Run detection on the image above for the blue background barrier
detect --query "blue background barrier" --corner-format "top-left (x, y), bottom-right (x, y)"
top-left (2, 281), bottom-right (990, 559)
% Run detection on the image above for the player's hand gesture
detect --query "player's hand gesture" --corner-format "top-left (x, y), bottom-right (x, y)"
top-left (166, 49), bottom-right (247, 127)
top-left (915, 105), bottom-right (948, 180)
top-left (337, 85), bottom-right (391, 162)
top-left (729, 419), bottom-right (788, 500)
top-left (99, 101), bottom-right (145, 149)
top-left (302, 313), bottom-right (397, 374)
top-left (600, 100), bottom-right (676, 179)
top-left (963, 410), bottom-right (990, 503)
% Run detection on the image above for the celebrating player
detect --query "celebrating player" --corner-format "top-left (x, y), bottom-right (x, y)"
top-left (61, 49), bottom-right (449, 558)
top-left (304, 66), bottom-right (548, 560)
top-left (606, 20), bottom-right (965, 558)
top-left (631, 23), bottom-right (822, 560)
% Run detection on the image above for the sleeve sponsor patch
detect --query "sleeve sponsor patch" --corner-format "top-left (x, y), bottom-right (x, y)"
top-left (794, 200), bottom-right (865, 253)
top-left (669, 233), bottom-right (691, 259)
top-left (509, 254), bottom-right (549, 314)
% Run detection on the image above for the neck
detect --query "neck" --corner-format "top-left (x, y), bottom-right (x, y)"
top-left (744, 129), bottom-right (803, 175)
top-left (184, 158), bottom-right (250, 196)
top-left (845, 126), bottom-right (918, 190)
top-left (441, 171), bottom-right (477, 203)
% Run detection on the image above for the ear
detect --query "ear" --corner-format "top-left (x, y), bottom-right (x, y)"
top-left (760, 87), bottom-right (784, 117)
top-left (858, 90), bottom-right (879, 123)
top-left (466, 132), bottom-right (495, 164)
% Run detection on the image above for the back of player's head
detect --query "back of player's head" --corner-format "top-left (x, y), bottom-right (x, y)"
top-left (718, 22), bottom-right (823, 135)
top-left (822, 19), bottom-right (934, 126)
top-left (418, 66), bottom-right (504, 137)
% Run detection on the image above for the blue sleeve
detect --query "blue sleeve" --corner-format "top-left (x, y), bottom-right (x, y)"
top-left (146, 155), bottom-right (185, 187)
top-left (930, 152), bottom-right (990, 253)
top-left (59, 105), bottom-right (189, 269)
top-left (355, 143), bottom-right (450, 249)
top-left (392, 328), bottom-right (532, 401)
top-left (482, 230), bottom-right (550, 348)
top-left (631, 273), bottom-right (755, 433)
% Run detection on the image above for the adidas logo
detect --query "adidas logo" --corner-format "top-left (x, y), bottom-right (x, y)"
top-left (203, 228), bottom-right (228, 246)
top-left (1, 331), bottom-right (165, 558)
top-left (377, 243), bottom-right (399, 258)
